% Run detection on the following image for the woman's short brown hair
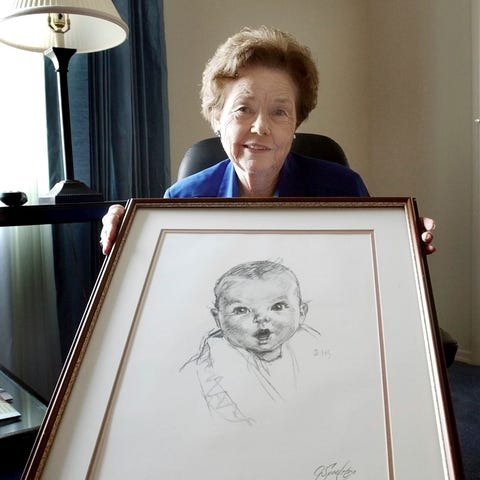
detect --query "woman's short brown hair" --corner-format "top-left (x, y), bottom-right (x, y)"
top-left (201, 26), bottom-right (319, 129)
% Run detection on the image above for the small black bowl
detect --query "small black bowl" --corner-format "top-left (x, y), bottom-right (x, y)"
top-left (0, 191), bottom-right (28, 207)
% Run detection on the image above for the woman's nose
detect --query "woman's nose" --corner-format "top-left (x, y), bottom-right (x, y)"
top-left (250, 113), bottom-right (270, 136)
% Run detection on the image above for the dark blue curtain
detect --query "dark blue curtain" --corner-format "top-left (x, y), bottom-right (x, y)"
top-left (89, 0), bottom-right (170, 199)
top-left (45, 0), bottom-right (170, 358)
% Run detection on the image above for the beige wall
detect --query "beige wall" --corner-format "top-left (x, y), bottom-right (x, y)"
top-left (367, 0), bottom-right (474, 362)
top-left (164, 0), bottom-right (476, 362)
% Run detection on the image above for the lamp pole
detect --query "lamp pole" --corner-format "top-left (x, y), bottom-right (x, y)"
top-left (45, 46), bottom-right (76, 181)
top-left (39, 46), bottom-right (103, 203)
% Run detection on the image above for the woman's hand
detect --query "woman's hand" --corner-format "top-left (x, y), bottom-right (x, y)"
top-left (100, 204), bottom-right (126, 255)
top-left (420, 217), bottom-right (436, 255)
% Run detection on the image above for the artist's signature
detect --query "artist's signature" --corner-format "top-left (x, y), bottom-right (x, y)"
top-left (313, 461), bottom-right (357, 480)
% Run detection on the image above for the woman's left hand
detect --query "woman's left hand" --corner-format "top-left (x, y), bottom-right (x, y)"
top-left (420, 217), bottom-right (436, 255)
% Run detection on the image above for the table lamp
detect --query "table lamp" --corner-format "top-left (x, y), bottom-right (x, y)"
top-left (0, 1), bottom-right (128, 203)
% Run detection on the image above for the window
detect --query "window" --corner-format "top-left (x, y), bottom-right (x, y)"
top-left (0, 43), bottom-right (61, 401)
top-left (0, 43), bottom-right (48, 199)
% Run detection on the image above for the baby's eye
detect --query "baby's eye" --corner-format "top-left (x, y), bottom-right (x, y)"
top-left (271, 302), bottom-right (289, 311)
top-left (232, 306), bottom-right (250, 315)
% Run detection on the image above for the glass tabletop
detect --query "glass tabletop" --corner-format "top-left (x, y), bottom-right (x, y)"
top-left (0, 369), bottom-right (47, 439)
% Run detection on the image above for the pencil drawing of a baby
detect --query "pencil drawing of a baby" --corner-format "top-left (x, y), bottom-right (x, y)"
top-left (181, 260), bottom-right (323, 426)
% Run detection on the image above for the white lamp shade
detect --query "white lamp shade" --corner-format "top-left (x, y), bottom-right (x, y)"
top-left (0, 0), bottom-right (128, 53)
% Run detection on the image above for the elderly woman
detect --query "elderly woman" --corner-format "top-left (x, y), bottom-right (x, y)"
top-left (165, 26), bottom-right (367, 199)
top-left (101, 26), bottom-right (435, 254)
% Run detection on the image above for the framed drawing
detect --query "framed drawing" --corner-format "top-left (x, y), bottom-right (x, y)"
top-left (23, 198), bottom-right (463, 479)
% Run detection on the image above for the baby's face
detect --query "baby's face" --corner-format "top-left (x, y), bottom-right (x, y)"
top-left (212, 272), bottom-right (307, 359)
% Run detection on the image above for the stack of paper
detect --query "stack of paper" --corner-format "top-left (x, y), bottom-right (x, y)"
top-left (0, 399), bottom-right (21, 422)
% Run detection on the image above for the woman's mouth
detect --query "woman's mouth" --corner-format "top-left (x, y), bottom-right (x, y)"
top-left (244, 143), bottom-right (271, 152)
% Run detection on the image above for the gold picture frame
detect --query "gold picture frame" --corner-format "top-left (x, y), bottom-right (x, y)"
top-left (24, 198), bottom-right (463, 479)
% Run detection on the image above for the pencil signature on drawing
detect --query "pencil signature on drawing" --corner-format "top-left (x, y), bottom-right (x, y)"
top-left (313, 461), bottom-right (357, 480)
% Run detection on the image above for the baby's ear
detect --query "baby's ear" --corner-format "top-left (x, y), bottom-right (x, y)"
top-left (300, 302), bottom-right (308, 322)
top-left (210, 307), bottom-right (221, 327)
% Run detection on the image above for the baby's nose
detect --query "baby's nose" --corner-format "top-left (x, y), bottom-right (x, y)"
top-left (253, 312), bottom-right (270, 324)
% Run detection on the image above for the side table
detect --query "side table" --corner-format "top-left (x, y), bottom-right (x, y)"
top-left (0, 368), bottom-right (47, 479)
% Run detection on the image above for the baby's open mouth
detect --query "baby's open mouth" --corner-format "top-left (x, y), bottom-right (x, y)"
top-left (254, 328), bottom-right (271, 344)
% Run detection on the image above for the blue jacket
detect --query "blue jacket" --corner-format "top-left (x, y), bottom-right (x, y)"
top-left (164, 152), bottom-right (369, 198)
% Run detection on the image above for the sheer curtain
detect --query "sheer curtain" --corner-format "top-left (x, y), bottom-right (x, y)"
top-left (0, 44), bottom-right (62, 400)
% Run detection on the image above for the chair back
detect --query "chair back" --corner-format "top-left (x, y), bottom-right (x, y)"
top-left (177, 133), bottom-right (349, 180)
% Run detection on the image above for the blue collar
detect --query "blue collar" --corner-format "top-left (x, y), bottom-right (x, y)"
top-left (218, 159), bottom-right (287, 197)
top-left (218, 161), bottom-right (240, 197)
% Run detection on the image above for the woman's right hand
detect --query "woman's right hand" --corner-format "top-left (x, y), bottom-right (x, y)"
top-left (100, 204), bottom-right (126, 255)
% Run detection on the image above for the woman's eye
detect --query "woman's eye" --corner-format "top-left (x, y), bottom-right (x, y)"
top-left (271, 302), bottom-right (289, 311)
top-left (232, 306), bottom-right (249, 315)
top-left (235, 106), bottom-right (250, 114)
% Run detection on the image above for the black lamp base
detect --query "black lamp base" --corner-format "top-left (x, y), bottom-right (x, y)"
top-left (39, 180), bottom-right (103, 204)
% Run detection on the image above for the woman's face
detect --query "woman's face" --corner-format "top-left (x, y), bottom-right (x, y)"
top-left (214, 66), bottom-right (298, 187)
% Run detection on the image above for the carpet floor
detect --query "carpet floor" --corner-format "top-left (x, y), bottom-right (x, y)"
top-left (447, 361), bottom-right (480, 480)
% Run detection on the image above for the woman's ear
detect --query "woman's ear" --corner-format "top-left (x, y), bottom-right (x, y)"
top-left (212, 118), bottom-right (221, 135)
top-left (211, 107), bottom-right (223, 133)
